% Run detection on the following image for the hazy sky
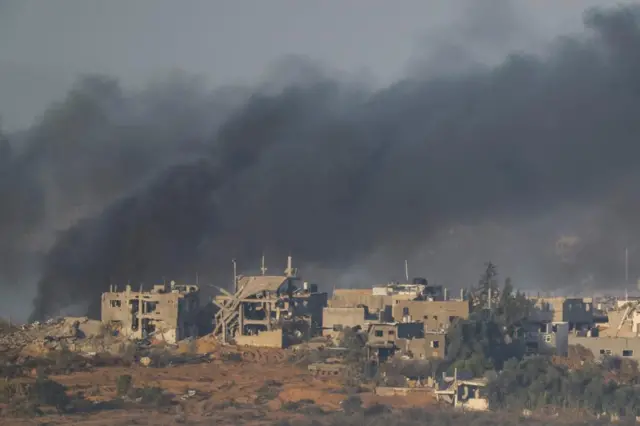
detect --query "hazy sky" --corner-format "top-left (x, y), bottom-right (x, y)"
top-left (0, 0), bottom-right (614, 131)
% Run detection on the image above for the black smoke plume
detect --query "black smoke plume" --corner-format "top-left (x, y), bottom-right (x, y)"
top-left (3, 6), bottom-right (640, 320)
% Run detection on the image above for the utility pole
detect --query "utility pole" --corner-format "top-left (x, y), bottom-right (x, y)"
top-left (404, 260), bottom-right (409, 282)
top-left (625, 247), bottom-right (629, 286)
top-left (260, 254), bottom-right (267, 276)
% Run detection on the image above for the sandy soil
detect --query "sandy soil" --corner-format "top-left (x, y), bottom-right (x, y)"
top-left (0, 342), bottom-right (436, 425)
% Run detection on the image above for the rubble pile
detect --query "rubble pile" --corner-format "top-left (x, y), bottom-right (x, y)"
top-left (0, 317), bottom-right (109, 356)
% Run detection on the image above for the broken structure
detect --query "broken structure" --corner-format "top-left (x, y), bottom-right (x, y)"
top-left (213, 256), bottom-right (327, 348)
top-left (101, 281), bottom-right (200, 344)
top-left (518, 321), bottom-right (569, 356)
top-left (366, 322), bottom-right (446, 362)
top-left (324, 278), bottom-right (461, 335)
top-left (531, 296), bottom-right (594, 330)
top-left (435, 375), bottom-right (489, 412)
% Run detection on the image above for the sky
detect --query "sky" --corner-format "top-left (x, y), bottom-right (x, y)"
top-left (0, 0), bottom-right (611, 131)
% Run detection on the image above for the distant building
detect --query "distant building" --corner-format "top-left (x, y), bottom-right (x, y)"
top-left (365, 322), bottom-right (446, 361)
top-left (569, 336), bottom-right (640, 360)
top-left (212, 256), bottom-right (327, 348)
top-left (435, 377), bottom-right (489, 412)
top-left (517, 322), bottom-right (569, 357)
top-left (325, 278), bottom-right (464, 334)
top-left (101, 281), bottom-right (200, 344)
top-left (532, 297), bottom-right (594, 330)
top-left (393, 300), bottom-right (470, 332)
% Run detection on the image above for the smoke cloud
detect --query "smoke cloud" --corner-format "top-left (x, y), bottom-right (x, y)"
top-left (2, 4), bottom-right (640, 320)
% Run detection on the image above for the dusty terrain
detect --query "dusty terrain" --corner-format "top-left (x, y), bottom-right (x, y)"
top-left (0, 337), bottom-right (436, 425)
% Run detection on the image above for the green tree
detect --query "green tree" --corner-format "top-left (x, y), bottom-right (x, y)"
top-left (469, 262), bottom-right (500, 311)
top-left (445, 316), bottom-right (523, 376)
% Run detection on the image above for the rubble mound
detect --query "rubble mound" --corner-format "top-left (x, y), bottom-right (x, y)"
top-left (0, 317), bottom-right (107, 357)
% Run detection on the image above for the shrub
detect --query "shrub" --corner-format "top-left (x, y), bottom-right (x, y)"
top-left (341, 395), bottom-right (362, 414)
top-left (116, 374), bottom-right (133, 397)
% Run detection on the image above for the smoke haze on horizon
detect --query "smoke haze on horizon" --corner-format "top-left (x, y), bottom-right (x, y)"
top-left (1, 1), bottom-right (640, 321)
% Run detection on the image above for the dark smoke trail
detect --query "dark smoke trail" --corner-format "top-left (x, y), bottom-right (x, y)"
top-left (5, 5), bottom-right (640, 320)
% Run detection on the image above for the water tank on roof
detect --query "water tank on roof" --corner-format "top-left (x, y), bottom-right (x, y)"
top-left (412, 277), bottom-right (428, 285)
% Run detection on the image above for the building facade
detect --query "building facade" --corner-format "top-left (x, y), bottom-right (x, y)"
top-left (101, 281), bottom-right (200, 344)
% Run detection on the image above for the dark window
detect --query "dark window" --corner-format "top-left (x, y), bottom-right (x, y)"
top-left (431, 340), bottom-right (440, 348)
top-left (623, 350), bottom-right (634, 357)
top-left (402, 307), bottom-right (409, 316)
top-left (375, 330), bottom-right (384, 337)
top-left (110, 300), bottom-right (121, 308)
top-left (388, 330), bottom-right (395, 335)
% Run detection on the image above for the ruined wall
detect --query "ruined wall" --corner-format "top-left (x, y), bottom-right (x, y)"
top-left (400, 333), bottom-right (445, 359)
top-left (535, 297), bottom-right (593, 325)
top-left (393, 300), bottom-right (469, 330)
top-left (299, 292), bottom-right (328, 333)
top-left (328, 293), bottom-right (391, 312)
top-left (322, 307), bottom-right (366, 336)
top-left (367, 323), bottom-right (446, 359)
top-left (539, 322), bottom-right (569, 356)
top-left (100, 286), bottom-right (200, 343)
top-left (235, 329), bottom-right (284, 348)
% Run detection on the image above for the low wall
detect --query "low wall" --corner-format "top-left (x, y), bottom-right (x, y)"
top-left (235, 329), bottom-right (284, 348)
top-left (374, 387), bottom-right (433, 397)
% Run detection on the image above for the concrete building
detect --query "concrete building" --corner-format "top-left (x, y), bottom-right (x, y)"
top-left (569, 336), bottom-right (640, 360)
top-left (533, 297), bottom-right (594, 330)
top-left (322, 306), bottom-right (387, 337)
top-left (101, 281), bottom-right (200, 344)
top-left (393, 300), bottom-right (470, 332)
top-left (519, 322), bottom-right (569, 356)
top-left (435, 377), bottom-right (489, 412)
top-left (329, 278), bottom-right (445, 312)
top-left (213, 256), bottom-right (327, 348)
top-left (366, 322), bottom-right (446, 361)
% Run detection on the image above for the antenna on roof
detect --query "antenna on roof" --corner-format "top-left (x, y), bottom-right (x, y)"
top-left (261, 254), bottom-right (267, 276)
top-left (404, 260), bottom-right (409, 282)
top-left (232, 258), bottom-right (238, 292)
top-left (285, 255), bottom-right (296, 277)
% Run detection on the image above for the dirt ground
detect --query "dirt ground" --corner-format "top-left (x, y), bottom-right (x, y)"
top-left (0, 340), bottom-right (436, 425)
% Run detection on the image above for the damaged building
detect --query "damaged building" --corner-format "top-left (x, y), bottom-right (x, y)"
top-left (366, 322), bottom-right (446, 362)
top-left (212, 256), bottom-right (327, 348)
top-left (323, 278), bottom-right (460, 335)
top-left (101, 281), bottom-right (201, 344)
top-left (517, 321), bottom-right (569, 357)
top-left (393, 300), bottom-right (470, 332)
top-left (532, 296), bottom-right (594, 331)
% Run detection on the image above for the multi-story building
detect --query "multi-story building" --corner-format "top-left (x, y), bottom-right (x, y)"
top-left (101, 281), bottom-right (200, 344)
top-left (213, 256), bottom-right (327, 348)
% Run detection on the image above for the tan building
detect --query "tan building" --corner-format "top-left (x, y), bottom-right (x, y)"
top-left (328, 289), bottom-right (391, 312)
top-left (569, 335), bottom-right (640, 360)
top-left (101, 281), bottom-right (200, 344)
top-left (435, 377), bottom-right (489, 412)
top-left (533, 297), bottom-right (594, 329)
top-left (213, 257), bottom-right (327, 348)
top-left (519, 322), bottom-right (569, 356)
top-left (366, 322), bottom-right (446, 361)
top-left (392, 300), bottom-right (470, 331)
